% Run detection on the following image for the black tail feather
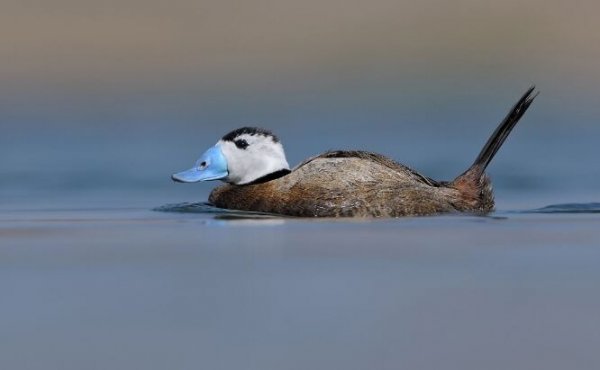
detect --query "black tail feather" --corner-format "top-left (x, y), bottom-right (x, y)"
top-left (467, 86), bottom-right (538, 178)
top-left (450, 86), bottom-right (537, 212)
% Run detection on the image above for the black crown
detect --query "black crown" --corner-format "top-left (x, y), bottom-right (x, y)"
top-left (221, 127), bottom-right (279, 143)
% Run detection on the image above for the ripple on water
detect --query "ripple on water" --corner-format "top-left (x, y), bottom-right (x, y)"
top-left (525, 202), bottom-right (600, 214)
top-left (153, 202), bottom-right (282, 219)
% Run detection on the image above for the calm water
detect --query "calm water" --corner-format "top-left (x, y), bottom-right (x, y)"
top-left (2, 201), bottom-right (600, 370)
top-left (2, 97), bottom-right (600, 369)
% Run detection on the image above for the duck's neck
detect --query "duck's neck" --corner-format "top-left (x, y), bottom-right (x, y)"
top-left (245, 169), bottom-right (291, 185)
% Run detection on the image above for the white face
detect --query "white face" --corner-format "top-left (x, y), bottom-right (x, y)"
top-left (217, 133), bottom-right (290, 185)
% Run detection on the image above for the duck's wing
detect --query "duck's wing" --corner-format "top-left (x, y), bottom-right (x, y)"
top-left (294, 150), bottom-right (441, 187)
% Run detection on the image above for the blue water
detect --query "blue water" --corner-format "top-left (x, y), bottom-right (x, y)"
top-left (2, 203), bottom-right (600, 370)
top-left (2, 92), bottom-right (600, 369)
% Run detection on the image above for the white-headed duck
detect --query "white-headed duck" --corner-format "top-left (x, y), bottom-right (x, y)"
top-left (172, 87), bottom-right (537, 217)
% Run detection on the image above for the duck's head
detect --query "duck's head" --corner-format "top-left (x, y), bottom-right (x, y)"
top-left (172, 127), bottom-right (290, 185)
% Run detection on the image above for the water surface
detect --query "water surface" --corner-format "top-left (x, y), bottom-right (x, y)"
top-left (2, 194), bottom-right (600, 370)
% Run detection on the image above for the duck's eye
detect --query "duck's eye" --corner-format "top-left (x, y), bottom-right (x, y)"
top-left (198, 161), bottom-right (207, 169)
top-left (234, 139), bottom-right (249, 149)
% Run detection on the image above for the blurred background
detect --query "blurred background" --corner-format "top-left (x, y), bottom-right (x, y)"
top-left (3, 3), bottom-right (600, 370)
top-left (2, 0), bottom-right (599, 209)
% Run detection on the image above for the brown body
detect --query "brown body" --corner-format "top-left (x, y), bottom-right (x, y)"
top-left (209, 151), bottom-right (492, 217)
top-left (209, 87), bottom-right (537, 217)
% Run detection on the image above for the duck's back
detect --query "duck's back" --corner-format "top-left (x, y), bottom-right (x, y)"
top-left (209, 151), bottom-right (473, 217)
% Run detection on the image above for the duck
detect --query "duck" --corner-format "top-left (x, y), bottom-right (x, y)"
top-left (172, 87), bottom-right (537, 217)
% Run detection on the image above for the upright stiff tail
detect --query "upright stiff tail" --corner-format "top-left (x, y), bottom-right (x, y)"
top-left (465, 86), bottom-right (538, 179)
top-left (451, 86), bottom-right (538, 211)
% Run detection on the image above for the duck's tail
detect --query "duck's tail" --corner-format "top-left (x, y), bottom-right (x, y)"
top-left (451, 86), bottom-right (538, 211)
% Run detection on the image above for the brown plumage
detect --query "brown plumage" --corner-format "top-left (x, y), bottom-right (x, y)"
top-left (207, 87), bottom-right (537, 217)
